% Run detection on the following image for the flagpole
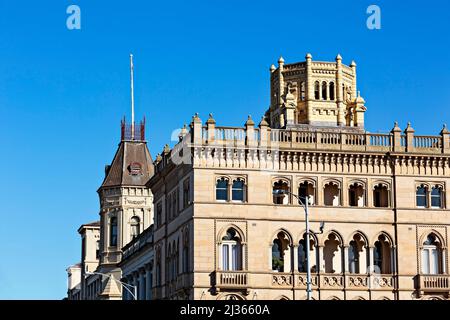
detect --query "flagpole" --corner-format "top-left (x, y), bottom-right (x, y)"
top-left (130, 53), bottom-right (135, 140)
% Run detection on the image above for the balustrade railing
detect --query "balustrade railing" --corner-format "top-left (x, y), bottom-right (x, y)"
top-left (193, 123), bottom-right (447, 155)
top-left (418, 275), bottom-right (450, 292)
top-left (214, 271), bottom-right (248, 288)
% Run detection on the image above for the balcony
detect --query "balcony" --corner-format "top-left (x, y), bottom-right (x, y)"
top-left (417, 275), bottom-right (450, 293)
top-left (212, 271), bottom-right (248, 292)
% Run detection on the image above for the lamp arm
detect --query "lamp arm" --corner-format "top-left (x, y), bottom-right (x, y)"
top-left (86, 272), bottom-right (137, 300)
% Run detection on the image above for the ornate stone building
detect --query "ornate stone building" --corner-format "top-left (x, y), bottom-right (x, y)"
top-left (68, 53), bottom-right (449, 300)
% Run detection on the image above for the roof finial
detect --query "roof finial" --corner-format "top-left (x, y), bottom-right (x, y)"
top-left (130, 53), bottom-right (135, 140)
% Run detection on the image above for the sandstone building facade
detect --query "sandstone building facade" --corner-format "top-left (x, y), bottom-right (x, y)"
top-left (67, 54), bottom-right (449, 300)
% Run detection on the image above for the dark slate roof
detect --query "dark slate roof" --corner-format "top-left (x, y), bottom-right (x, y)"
top-left (78, 221), bottom-right (100, 233)
top-left (82, 221), bottom-right (100, 227)
top-left (100, 141), bottom-right (154, 189)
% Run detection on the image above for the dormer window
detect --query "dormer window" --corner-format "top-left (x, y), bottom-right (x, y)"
top-left (129, 162), bottom-right (142, 175)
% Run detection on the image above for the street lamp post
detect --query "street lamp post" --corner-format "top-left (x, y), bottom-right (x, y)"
top-left (85, 271), bottom-right (138, 300)
top-left (273, 189), bottom-right (324, 301)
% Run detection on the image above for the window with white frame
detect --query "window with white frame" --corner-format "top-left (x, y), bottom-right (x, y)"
top-left (216, 178), bottom-right (229, 201)
top-left (421, 234), bottom-right (443, 275)
top-left (416, 185), bottom-right (428, 207)
top-left (130, 216), bottom-right (140, 239)
top-left (109, 217), bottom-right (118, 247)
top-left (221, 228), bottom-right (242, 271)
top-left (431, 186), bottom-right (443, 208)
top-left (232, 179), bottom-right (245, 201)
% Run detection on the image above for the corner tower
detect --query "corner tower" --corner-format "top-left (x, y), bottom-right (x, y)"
top-left (266, 54), bottom-right (366, 129)
top-left (94, 55), bottom-right (154, 299)
top-left (94, 118), bottom-right (154, 299)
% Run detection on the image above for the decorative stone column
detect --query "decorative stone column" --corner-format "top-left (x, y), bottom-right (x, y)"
top-left (317, 245), bottom-right (324, 273)
top-left (132, 272), bottom-right (138, 300)
top-left (368, 247), bottom-right (375, 273)
top-left (336, 54), bottom-right (345, 126)
top-left (146, 265), bottom-right (152, 300)
top-left (440, 124), bottom-right (449, 154)
top-left (404, 122), bottom-right (415, 153)
top-left (343, 246), bottom-right (349, 273)
top-left (350, 60), bottom-right (357, 99)
top-left (293, 244), bottom-right (299, 272)
top-left (245, 115), bottom-right (255, 147)
top-left (259, 117), bottom-right (269, 147)
top-left (190, 113), bottom-right (202, 145)
top-left (278, 56), bottom-right (285, 109)
top-left (360, 246), bottom-right (368, 274)
top-left (391, 122), bottom-right (402, 152)
top-left (305, 53), bottom-right (313, 124)
top-left (206, 114), bottom-right (215, 144)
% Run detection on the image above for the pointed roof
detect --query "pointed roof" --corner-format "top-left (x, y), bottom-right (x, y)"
top-left (99, 276), bottom-right (122, 298)
top-left (100, 141), bottom-right (154, 189)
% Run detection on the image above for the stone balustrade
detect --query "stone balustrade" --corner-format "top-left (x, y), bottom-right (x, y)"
top-left (189, 116), bottom-right (450, 155)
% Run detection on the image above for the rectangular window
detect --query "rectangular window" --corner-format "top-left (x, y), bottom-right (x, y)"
top-left (156, 202), bottom-right (162, 228)
top-left (183, 247), bottom-right (189, 273)
top-left (431, 249), bottom-right (439, 274)
top-left (95, 240), bottom-right (100, 259)
top-left (422, 249), bottom-right (430, 274)
top-left (232, 181), bottom-right (244, 201)
top-left (349, 189), bottom-right (357, 206)
top-left (174, 189), bottom-right (179, 217)
top-left (232, 244), bottom-right (241, 271)
top-left (374, 190), bottom-right (381, 207)
top-left (222, 244), bottom-right (229, 270)
top-left (416, 187), bottom-right (428, 207)
top-left (216, 183), bottom-right (228, 201)
top-left (183, 178), bottom-right (191, 208)
top-left (431, 196), bottom-right (441, 208)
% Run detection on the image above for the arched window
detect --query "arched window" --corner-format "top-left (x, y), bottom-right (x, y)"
top-left (373, 234), bottom-right (392, 274)
top-left (329, 82), bottom-right (335, 100)
top-left (110, 217), bottom-right (117, 247)
top-left (216, 178), bottom-right (229, 201)
top-left (374, 184), bottom-right (389, 207)
top-left (298, 233), bottom-right (317, 273)
top-left (273, 180), bottom-right (290, 205)
top-left (300, 82), bottom-right (306, 101)
top-left (232, 179), bottom-right (245, 202)
top-left (322, 82), bottom-right (328, 100)
top-left (96, 240), bottom-right (100, 259)
top-left (182, 229), bottom-right (189, 273)
top-left (167, 245), bottom-right (172, 281)
top-left (349, 183), bottom-right (365, 207)
top-left (130, 216), bottom-right (140, 239)
top-left (323, 233), bottom-right (342, 273)
top-left (421, 234), bottom-right (443, 274)
top-left (272, 232), bottom-right (291, 272)
top-left (155, 248), bottom-right (161, 286)
top-left (314, 81), bottom-right (320, 100)
top-left (348, 234), bottom-right (366, 274)
top-left (175, 240), bottom-right (179, 276)
top-left (416, 185), bottom-right (428, 207)
top-left (298, 181), bottom-right (315, 205)
top-left (324, 182), bottom-right (340, 206)
top-left (431, 186), bottom-right (443, 208)
top-left (221, 228), bottom-right (242, 271)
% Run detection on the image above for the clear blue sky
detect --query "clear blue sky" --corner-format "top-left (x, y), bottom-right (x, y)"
top-left (0, 0), bottom-right (449, 299)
